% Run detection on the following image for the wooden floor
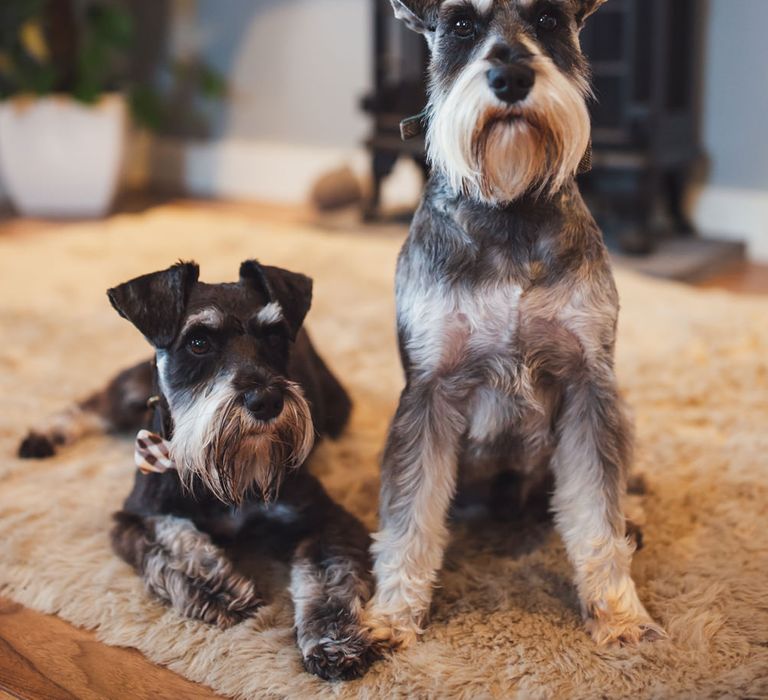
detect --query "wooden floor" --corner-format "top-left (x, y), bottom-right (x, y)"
top-left (691, 260), bottom-right (768, 294)
top-left (0, 600), bottom-right (216, 700)
top-left (1, 200), bottom-right (766, 700)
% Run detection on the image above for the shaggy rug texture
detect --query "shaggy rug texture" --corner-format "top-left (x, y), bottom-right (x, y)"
top-left (0, 207), bottom-right (766, 699)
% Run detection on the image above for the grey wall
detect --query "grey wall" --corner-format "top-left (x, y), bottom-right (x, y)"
top-left (180, 0), bottom-right (372, 147)
top-left (702, 0), bottom-right (768, 191)
top-left (182, 0), bottom-right (767, 190)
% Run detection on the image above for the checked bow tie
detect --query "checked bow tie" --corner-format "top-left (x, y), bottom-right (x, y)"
top-left (134, 429), bottom-right (175, 475)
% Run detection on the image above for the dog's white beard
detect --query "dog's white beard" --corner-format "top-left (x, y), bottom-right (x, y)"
top-left (427, 54), bottom-right (591, 205)
top-left (167, 377), bottom-right (315, 504)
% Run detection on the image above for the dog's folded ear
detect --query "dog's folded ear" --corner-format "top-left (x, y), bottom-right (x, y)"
top-left (390, 0), bottom-right (438, 44)
top-left (239, 260), bottom-right (313, 340)
top-left (575, 0), bottom-right (608, 26)
top-left (108, 261), bottom-right (200, 348)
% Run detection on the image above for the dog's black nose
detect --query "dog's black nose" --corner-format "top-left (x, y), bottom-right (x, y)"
top-left (487, 64), bottom-right (535, 104)
top-left (244, 387), bottom-right (284, 421)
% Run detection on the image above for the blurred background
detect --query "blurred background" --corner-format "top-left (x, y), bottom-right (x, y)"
top-left (0, 0), bottom-right (766, 282)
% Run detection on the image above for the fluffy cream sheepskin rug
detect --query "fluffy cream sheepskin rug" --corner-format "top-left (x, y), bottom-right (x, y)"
top-left (0, 207), bottom-right (766, 699)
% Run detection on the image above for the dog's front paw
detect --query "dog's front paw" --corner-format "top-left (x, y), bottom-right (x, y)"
top-left (363, 607), bottom-right (422, 652)
top-left (142, 519), bottom-right (265, 629)
top-left (180, 570), bottom-right (265, 629)
top-left (302, 628), bottom-right (380, 682)
top-left (298, 602), bottom-right (382, 681)
top-left (18, 431), bottom-right (56, 459)
top-left (586, 606), bottom-right (667, 647)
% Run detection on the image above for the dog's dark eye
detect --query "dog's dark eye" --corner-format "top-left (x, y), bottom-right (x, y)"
top-left (538, 12), bottom-right (558, 31)
top-left (452, 17), bottom-right (476, 39)
top-left (263, 325), bottom-right (287, 351)
top-left (187, 335), bottom-right (211, 355)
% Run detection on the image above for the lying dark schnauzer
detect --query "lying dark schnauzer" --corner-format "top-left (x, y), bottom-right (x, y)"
top-left (19, 260), bottom-right (377, 681)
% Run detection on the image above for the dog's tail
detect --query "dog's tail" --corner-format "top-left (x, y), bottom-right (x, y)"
top-left (18, 359), bottom-right (154, 459)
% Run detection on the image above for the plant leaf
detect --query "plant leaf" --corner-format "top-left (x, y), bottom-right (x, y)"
top-left (87, 4), bottom-right (134, 49)
top-left (20, 19), bottom-right (48, 62)
top-left (129, 85), bottom-right (165, 130)
top-left (198, 64), bottom-right (227, 99)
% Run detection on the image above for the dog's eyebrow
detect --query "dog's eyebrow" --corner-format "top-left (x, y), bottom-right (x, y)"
top-left (254, 302), bottom-right (284, 325)
top-left (443, 0), bottom-right (494, 14)
top-left (517, 0), bottom-right (568, 10)
top-left (181, 307), bottom-right (225, 334)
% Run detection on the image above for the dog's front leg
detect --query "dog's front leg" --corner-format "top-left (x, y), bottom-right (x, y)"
top-left (366, 380), bottom-right (466, 649)
top-left (551, 373), bottom-right (666, 646)
top-left (290, 498), bottom-right (378, 681)
top-left (111, 511), bottom-right (263, 628)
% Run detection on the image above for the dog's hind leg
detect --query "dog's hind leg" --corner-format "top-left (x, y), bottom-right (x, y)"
top-left (18, 359), bottom-right (154, 458)
top-left (111, 511), bottom-right (264, 628)
top-left (287, 475), bottom-right (378, 681)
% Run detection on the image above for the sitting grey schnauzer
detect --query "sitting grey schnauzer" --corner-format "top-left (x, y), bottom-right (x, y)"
top-left (365, 0), bottom-right (666, 649)
top-left (20, 260), bottom-right (377, 681)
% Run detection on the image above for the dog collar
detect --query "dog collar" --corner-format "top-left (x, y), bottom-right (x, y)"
top-left (399, 110), bottom-right (593, 175)
top-left (577, 142), bottom-right (592, 175)
top-left (134, 429), bottom-right (175, 475)
top-left (400, 109), bottom-right (429, 141)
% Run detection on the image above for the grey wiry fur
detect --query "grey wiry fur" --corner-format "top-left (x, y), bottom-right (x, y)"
top-left (21, 260), bottom-right (378, 681)
top-left (367, 0), bottom-right (665, 648)
top-left (112, 512), bottom-right (263, 628)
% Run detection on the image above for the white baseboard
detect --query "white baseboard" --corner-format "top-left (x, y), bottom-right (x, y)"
top-left (150, 138), bottom-right (366, 204)
top-left (147, 138), bottom-right (768, 263)
top-left (148, 137), bottom-right (423, 210)
top-left (692, 185), bottom-right (768, 263)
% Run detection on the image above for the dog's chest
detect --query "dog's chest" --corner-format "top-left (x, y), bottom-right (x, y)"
top-left (199, 501), bottom-right (300, 538)
top-left (399, 280), bottom-right (525, 374)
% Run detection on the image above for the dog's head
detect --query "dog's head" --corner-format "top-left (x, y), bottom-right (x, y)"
top-left (108, 260), bottom-right (315, 504)
top-left (392, 0), bottom-right (603, 204)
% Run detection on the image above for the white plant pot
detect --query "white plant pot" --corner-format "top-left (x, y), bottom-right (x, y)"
top-left (0, 94), bottom-right (126, 218)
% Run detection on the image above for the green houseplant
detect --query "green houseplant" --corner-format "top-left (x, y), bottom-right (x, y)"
top-left (0, 0), bottom-right (225, 217)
